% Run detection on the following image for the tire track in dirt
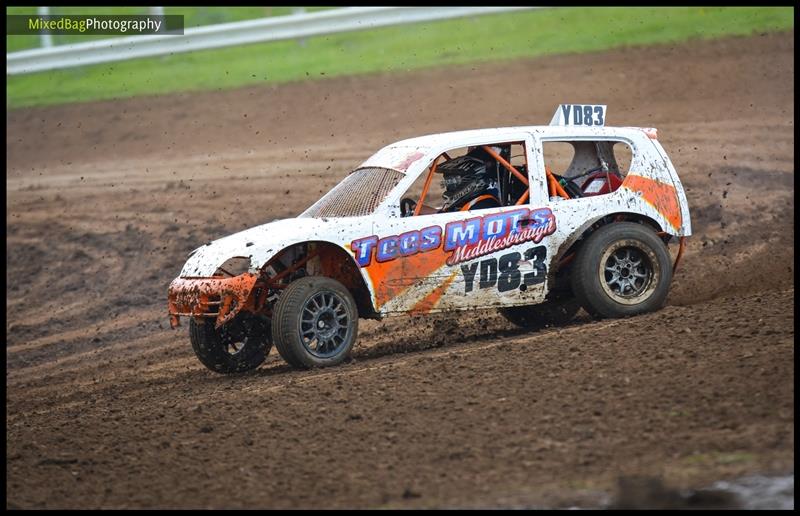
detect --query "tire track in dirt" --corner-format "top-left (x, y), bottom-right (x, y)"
top-left (6, 287), bottom-right (794, 508)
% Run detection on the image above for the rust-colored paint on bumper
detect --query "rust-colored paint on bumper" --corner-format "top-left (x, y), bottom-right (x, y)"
top-left (167, 273), bottom-right (258, 329)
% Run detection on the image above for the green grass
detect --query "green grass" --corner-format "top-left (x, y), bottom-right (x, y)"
top-left (6, 7), bottom-right (793, 109)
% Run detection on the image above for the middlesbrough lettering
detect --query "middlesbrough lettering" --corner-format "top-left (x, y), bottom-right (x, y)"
top-left (351, 208), bottom-right (556, 267)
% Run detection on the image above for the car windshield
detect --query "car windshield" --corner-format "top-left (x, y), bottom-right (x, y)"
top-left (300, 167), bottom-right (405, 218)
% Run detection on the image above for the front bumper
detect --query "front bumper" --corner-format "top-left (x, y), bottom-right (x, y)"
top-left (167, 273), bottom-right (258, 329)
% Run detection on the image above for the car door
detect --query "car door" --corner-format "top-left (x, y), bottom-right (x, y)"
top-left (367, 134), bottom-right (557, 315)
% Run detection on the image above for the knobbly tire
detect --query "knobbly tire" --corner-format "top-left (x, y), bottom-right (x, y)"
top-left (189, 313), bottom-right (271, 374)
top-left (571, 222), bottom-right (672, 318)
top-left (500, 297), bottom-right (581, 329)
top-left (271, 276), bottom-right (358, 369)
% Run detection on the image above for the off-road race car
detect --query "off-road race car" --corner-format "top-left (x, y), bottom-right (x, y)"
top-left (168, 104), bottom-right (691, 374)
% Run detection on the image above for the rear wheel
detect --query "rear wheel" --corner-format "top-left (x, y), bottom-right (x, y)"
top-left (272, 276), bottom-right (358, 369)
top-left (189, 312), bottom-right (271, 374)
top-left (571, 222), bottom-right (672, 318)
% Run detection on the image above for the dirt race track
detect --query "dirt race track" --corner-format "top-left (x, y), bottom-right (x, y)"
top-left (6, 32), bottom-right (794, 509)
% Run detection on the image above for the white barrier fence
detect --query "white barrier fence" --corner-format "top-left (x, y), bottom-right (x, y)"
top-left (7, 6), bottom-right (540, 75)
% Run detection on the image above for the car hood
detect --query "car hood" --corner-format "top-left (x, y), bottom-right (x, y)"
top-left (179, 216), bottom-right (371, 277)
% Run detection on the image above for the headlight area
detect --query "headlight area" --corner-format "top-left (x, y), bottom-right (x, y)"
top-left (214, 256), bottom-right (252, 277)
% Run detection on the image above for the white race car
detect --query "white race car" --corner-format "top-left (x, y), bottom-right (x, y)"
top-left (168, 104), bottom-right (691, 373)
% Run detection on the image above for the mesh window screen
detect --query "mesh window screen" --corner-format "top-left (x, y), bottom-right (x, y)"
top-left (301, 167), bottom-right (405, 218)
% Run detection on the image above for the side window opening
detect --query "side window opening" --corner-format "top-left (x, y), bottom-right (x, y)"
top-left (612, 141), bottom-right (632, 177)
top-left (542, 142), bottom-right (575, 177)
top-left (400, 147), bottom-right (467, 214)
top-left (542, 139), bottom-right (632, 200)
top-left (399, 141), bottom-right (530, 217)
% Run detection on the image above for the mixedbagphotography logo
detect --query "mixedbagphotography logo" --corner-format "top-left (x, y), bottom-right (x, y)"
top-left (7, 14), bottom-right (185, 36)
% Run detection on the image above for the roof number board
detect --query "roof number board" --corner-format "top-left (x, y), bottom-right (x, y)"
top-left (549, 104), bottom-right (606, 127)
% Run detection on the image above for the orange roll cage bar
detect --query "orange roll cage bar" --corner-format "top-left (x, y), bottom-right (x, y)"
top-left (413, 156), bottom-right (439, 216)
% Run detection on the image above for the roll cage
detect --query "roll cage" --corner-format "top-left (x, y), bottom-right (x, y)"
top-left (402, 142), bottom-right (575, 219)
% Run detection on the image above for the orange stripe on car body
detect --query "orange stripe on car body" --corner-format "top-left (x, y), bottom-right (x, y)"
top-left (409, 271), bottom-right (459, 315)
top-left (365, 245), bottom-right (451, 309)
top-left (621, 174), bottom-right (682, 231)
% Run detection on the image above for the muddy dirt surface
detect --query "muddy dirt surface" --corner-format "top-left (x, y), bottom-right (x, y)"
top-left (6, 32), bottom-right (794, 509)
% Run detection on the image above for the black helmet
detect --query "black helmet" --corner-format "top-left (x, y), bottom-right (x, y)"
top-left (438, 148), bottom-right (501, 211)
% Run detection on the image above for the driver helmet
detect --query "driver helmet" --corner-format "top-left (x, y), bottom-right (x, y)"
top-left (438, 145), bottom-right (503, 211)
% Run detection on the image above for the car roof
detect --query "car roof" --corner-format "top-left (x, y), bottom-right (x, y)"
top-left (389, 125), bottom-right (655, 147)
top-left (360, 126), bottom-right (657, 173)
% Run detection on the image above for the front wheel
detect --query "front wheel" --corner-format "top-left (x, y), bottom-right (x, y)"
top-left (570, 222), bottom-right (672, 318)
top-left (271, 276), bottom-right (358, 369)
top-left (189, 312), bottom-right (271, 374)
